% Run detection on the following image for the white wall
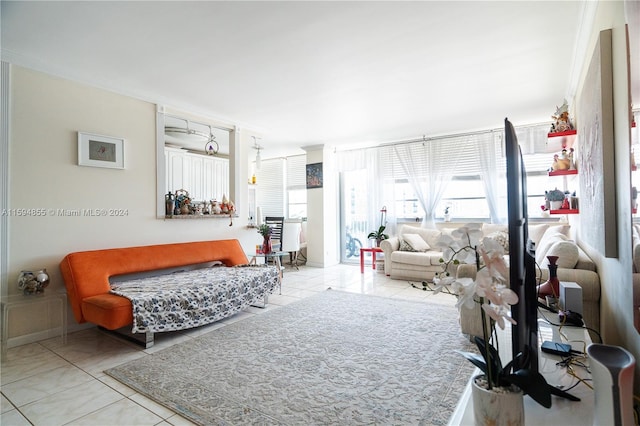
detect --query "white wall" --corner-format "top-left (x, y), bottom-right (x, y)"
top-left (573, 1), bottom-right (640, 391)
top-left (303, 145), bottom-right (339, 268)
top-left (5, 66), bottom-right (262, 342)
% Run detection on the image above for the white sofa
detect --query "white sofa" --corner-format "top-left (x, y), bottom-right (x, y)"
top-left (380, 223), bottom-right (509, 282)
top-left (380, 223), bottom-right (601, 336)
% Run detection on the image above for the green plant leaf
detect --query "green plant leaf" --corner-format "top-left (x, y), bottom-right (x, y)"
top-left (506, 370), bottom-right (552, 408)
top-left (455, 350), bottom-right (488, 374)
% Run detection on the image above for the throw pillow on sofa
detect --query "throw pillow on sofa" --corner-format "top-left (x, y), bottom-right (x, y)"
top-left (544, 240), bottom-right (580, 268)
top-left (402, 233), bottom-right (430, 252)
top-left (535, 232), bottom-right (569, 265)
top-left (534, 225), bottom-right (570, 264)
top-left (528, 223), bottom-right (550, 247)
top-left (486, 231), bottom-right (509, 252)
top-left (399, 239), bottom-right (417, 252)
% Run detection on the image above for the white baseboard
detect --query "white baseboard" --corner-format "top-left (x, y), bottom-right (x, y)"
top-left (6, 326), bottom-right (64, 349)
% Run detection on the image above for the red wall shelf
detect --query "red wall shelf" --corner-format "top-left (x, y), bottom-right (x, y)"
top-left (550, 209), bottom-right (579, 215)
top-left (547, 130), bottom-right (577, 138)
top-left (548, 169), bottom-right (578, 176)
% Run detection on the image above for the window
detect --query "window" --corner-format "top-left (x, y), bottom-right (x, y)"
top-left (286, 155), bottom-right (307, 219)
top-left (255, 159), bottom-right (285, 217)
top-left (374, 123), bottom-right (552, 222)
top-left (255, 155), bottom-right (307, 219)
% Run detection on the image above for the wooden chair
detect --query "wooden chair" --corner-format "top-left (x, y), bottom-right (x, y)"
top-left (264, 216), bottom-right (284, 252)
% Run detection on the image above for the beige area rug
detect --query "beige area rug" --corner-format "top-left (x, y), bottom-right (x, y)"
top-left (105, 289), bottom-right (475, 425)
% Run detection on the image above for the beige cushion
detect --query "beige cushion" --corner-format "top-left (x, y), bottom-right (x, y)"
top-left (535, 232), bottom-right (569, 265)
top-left (399, 225), bottom-right (442, 248)
top-left (634, 241), bottom-right (640, 273)
top-left (534, 225), bottom-right (571, 264)
top-left (544, 224), bottom-right (570, 238)
top-left (403, 233), bottom-right (430, 252)
top-left (544, 240), bottom-right (579, 268)
top-left (391, 250), bottom-right (443, 266)
top-left (486, 231), bottom-right (509, 251)
top-left (482, 223), bottom-right (507, 235)
top-left (528, 223), bottom-right (550, 246)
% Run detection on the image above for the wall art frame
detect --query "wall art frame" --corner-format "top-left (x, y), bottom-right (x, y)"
top-left (306, 162), bottom-right (323, 189)
top-left (577, 29), bottom-right (617, 258)
top-left (78, 132), bottom-right (125, 169)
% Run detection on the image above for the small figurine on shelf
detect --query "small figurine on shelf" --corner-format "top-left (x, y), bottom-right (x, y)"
top-left (212, 200), bottom-right (221, 214)
top-left (174, 190), bottom-right (191, 215)
top-left (550, 146), bottom-right (577, 172)
top-left (568, 148), bottom-right (576, 170)
top-left (550, 99), bottom-right (574, 133)
top-left (546, 188), bottom-right (566, 210)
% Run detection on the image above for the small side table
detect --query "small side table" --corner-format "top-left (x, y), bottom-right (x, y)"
top-left (360, 247), bottom-right (383, 273)
top-left (1, 291), bottom-right (67, 355)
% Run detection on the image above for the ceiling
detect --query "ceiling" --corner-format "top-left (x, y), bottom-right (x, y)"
top-left (1, 1), bottom-right (628, 160)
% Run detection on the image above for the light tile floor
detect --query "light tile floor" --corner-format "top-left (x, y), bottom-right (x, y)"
top-left (1, 263), bottom-right (456, 425)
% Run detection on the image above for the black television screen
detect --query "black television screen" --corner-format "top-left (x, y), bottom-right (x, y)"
top-left (504, 117), bottom-right (538, 372)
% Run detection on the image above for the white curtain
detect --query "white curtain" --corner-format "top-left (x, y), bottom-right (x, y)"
top-left (476, 132), bottom-right (505, 224)
top-left (393, 140), bottom-right (459, 228)
top-left (337, 148), bottom-right (391, 242)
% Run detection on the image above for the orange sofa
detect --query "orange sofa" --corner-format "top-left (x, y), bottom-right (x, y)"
top-left (60, 239), bottom-right (253, 344)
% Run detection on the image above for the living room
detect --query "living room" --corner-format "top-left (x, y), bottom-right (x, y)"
top-left (2, 1), bottom-right (640, 424)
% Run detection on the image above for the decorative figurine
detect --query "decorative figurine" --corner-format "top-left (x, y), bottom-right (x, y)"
top-left (550, 99), bottom-right (574, 133)
top-left (18, 269), bottom-right (50, 295)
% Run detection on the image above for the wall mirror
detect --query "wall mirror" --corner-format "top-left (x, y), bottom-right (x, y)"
top-left (156, 108), bottom-right (239, 218)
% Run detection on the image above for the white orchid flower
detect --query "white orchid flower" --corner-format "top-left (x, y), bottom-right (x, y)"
top-left (451, 277), bottom-right (477, 310)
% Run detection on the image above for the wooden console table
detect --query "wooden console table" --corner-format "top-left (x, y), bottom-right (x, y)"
top-left (448, 312), bottom-right (594, 425)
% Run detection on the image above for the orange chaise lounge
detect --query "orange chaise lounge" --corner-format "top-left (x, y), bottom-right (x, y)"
top-left (60, 239), bottom-right (278, 347)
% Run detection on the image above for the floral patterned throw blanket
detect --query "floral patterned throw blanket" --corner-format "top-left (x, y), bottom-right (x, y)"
top-left (110, 265), bottom-right (279, 333)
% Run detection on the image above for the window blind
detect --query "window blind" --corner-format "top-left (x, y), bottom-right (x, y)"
top-left (286, 155), bottom-right (306, 189)
top-left (256, 158), bottom-right (285, 217)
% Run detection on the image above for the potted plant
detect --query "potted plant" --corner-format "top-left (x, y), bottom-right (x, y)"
top-left (367, 225), bottom-right (388, 247)
top-left (257, 223), bottom-right (272, 254)
top-left (545, 188), bottom-right (565, 210)
top-left (444, 206), bottom-right (451, 222)
top-left (431, 224), bottom-right (551, 424)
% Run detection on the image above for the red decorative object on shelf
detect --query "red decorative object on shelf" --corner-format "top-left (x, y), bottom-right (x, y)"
top-left (537, 256), bottom-right (560, 299)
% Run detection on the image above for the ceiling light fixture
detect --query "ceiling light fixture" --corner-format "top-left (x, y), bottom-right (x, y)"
top-left (164, 118), bottom-right (210, 142)
top-left (252, 136), bottom-right (263, 170)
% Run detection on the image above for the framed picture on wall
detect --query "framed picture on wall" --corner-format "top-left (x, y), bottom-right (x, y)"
top-left (306, 162), bottom-right (323, 189)
top-left (78, 132), bottom-right (125, 169)
top-left (577, 29), bottom-right (617, 258)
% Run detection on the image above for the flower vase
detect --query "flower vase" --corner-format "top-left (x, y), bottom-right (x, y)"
top-left (472, 375), bottom-right (524, 426)
top-left (550, 200), bottom-right (563, 210)
top-left (165, 192), bottom-right (175, 217)
top-left (537, 255), bottom-right (560, 299)
top-left (262, 236), bottom-right (272, 254)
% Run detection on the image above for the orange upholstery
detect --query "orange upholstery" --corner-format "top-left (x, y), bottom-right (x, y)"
top-left (60, 239), bottom-right (249, 329)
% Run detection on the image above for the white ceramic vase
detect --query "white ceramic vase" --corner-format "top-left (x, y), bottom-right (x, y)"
top-left (471, 375), bottom-right (524, 426)
top-left (550, 200), bottom-right (563, 210)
